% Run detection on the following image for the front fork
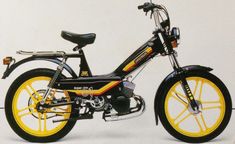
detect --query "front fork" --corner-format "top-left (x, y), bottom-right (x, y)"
top-left (169, 52), bottom-right (199, 111)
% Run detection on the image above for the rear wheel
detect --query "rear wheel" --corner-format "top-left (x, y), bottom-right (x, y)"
top-left (5, 69), bottom-right (77, 142)
top-left (158, 71), bottom-right (232, 143)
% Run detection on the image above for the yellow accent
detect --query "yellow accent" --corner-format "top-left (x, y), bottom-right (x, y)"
top-left (81, 71), bottom-right (89, 76)
top-left (164, 77), bottom-right (225, 137)
top-left (123, 47), bottom-right (153, 72)
top-left (12, 77), bottom-right (71, 137)
top-left (123, 61), bottom-right (135, 72)
top-left (68, 81), bottom-right (120, 96)
top-left (145, 47), bottom-right (153, 53)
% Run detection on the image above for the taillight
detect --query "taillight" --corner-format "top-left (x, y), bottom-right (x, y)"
top-left (3, 57), bottom-right (13, 65)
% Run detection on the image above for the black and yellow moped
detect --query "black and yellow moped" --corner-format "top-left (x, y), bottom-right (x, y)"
top-left (2, 1), bottom-right (232, 143)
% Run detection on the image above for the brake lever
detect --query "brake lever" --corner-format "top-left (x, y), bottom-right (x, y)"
top-left (150, 10), bottom-right (153, 19)
top-left (145, 10), bottom-right (153, 18)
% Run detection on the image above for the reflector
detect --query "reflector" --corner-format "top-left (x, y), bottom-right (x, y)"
top-left (3, 57), bottom-right (12, 65)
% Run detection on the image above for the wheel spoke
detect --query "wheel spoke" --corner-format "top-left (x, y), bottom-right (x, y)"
top-left (193, 80), bottom-right (199, 96)
top-left (198, 80), bottom-right (204, 101)
top-left (38, 113), bottom-right (42, 131)
top-left (25, 86), bottom-right (38, 103)
top-left (28, 85), bottom-right (42, 100)
top-left (202, 101), bottom-right (221, 110)
top-left (43, 113), bottom-right (47, 132)
top-left (176, 113), bottom-right (191, 125)
top-left (174, 108), bottom-right (188, 122)
top-left (200, 113), bottom-right (208, 129)
top-left (194, 113), bottom-right (208, 132)
top-left (202, 101), bottom-right (220, 104)
top-left (18, 109), bottom-right (36, 118)
top-left (194, 116), bottom-right (203, 132)
top-left (18, 105), bottom-right (34, 113)
top-left (202, 106), bottom-right (222, 110)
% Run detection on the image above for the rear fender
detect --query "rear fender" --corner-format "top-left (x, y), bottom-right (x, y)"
top-left (154, 65), bottom-right (213, 125)
top-left (2, 56), bottom-right (78, 79)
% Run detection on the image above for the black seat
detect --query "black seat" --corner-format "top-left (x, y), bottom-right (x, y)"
top-left (61, 31), bottom-right (96, 46)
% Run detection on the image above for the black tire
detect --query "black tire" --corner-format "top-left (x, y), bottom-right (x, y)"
top-left (158, 70), bottom-right (232, 143)
top-left (5, 68), bottom-right (77, 142)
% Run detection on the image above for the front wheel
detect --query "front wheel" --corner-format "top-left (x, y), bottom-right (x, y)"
top-left (158, 71), bottom-right (232, 143)
top-left (5, 69), bottom-right (77, 142)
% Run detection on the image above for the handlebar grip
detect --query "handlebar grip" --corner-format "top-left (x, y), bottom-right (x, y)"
top-left (138, 5), bottom-right (144, 9)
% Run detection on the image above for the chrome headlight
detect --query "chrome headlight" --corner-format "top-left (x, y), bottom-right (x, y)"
top-left (170, 27), bottom-right (180, 48)
top-left (171, 27), bottom-right (180, 40)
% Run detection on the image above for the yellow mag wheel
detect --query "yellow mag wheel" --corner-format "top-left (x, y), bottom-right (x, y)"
top-left (158, 71), bottom-right (232, 143)
top-left (5, 69), bottom-right (77, 142)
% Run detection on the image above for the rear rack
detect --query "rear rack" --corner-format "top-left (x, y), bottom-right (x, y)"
top-left (16, 50), bottom-right (66, 56)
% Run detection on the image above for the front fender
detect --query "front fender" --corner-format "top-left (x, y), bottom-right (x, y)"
top-left (2, 56), bottom-right (78, 79)
top-left (154, 65), bottom-right (213, 125)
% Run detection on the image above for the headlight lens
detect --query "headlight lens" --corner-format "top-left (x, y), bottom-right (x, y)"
top-left (171, 27), bottom-right (180, 39)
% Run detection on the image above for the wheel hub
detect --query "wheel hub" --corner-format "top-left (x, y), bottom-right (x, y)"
top-left (28, 89), bottom-right (49, 116)
top-left (187, 100), bottom-right (202, 115)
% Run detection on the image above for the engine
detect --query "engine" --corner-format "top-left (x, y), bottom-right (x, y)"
top-left (74, 81), bottom-right (145, 122)
top-left (110, 81), bottom-right (135, 113)
top-left (103, 80), bottom-right (145, 121)
top-left (110, 95), bottom-right (130, 113)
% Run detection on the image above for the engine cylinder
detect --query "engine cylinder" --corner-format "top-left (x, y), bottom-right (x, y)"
top-left (111, 95), bottom-right (130, 113)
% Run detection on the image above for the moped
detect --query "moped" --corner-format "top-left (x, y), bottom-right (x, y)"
top-left (2, 1), bottom-right (232, 143)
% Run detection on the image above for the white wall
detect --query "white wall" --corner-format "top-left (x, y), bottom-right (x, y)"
top-left (0, 0), bottom-right (235, 143)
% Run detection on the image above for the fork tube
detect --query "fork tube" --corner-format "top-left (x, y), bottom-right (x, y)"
top-left (169, 52), bottom-right (180, 70)
top-left (169, 52), bottom-right (199, 111)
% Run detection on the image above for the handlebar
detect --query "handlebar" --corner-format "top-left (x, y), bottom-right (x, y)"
top-left (138, 2), bottom-right (156, 12)
top-left (138, 2), bottom-right (170, 32)
top-left (138, 5), bottom-right (145, 10)
top-left (138, 2), bottom-right (162, 12)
